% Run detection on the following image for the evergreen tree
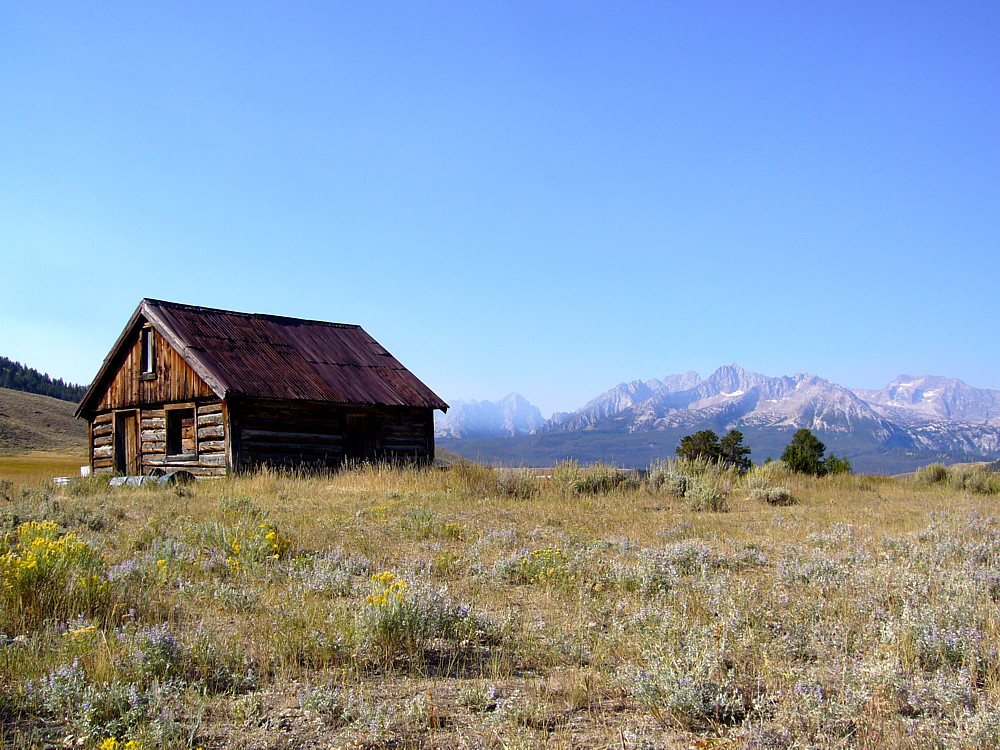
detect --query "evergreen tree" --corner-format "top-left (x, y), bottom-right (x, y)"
top-left (719, 429), bottom-right (752, 472)
top-left (676, 430), bottom-right (722, 462)
top-left (824, 454), bottom-right (853, 475)
top-left (781, 428), bottom-right (828, 475)
top-left (0, 356), bottom-right (87, 402)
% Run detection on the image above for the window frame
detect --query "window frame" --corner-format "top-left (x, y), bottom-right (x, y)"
top-left (164, 403), bottom-right (198, 460)
top-left (139, 325), bottom-right (157, 380)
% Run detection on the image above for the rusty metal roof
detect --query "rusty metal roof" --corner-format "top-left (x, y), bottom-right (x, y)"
top-left (77, 299), bottom-right (448, 416)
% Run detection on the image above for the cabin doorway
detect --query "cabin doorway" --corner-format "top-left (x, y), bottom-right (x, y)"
top-left (345, 413), bottom-right (377, 462)
top-left (114, 411), bottom-right (140, 475)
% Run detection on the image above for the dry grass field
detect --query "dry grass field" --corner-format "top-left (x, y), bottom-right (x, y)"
top-left (0, 459), bottom-right (997, 749)
top-left (0, 387), bottom-right (86, 456)
top-left (0, 454), bottom-right (87, 487)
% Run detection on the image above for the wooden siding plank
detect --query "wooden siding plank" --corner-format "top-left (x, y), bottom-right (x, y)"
top-left (96, 327), bottom-right (216, 412)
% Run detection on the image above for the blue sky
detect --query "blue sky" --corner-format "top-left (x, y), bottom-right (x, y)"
top-left (2, 1), bottom-right (998, 416)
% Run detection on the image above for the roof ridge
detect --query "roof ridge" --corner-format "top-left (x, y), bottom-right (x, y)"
top-left (142, 298), bottom-right (362, 329)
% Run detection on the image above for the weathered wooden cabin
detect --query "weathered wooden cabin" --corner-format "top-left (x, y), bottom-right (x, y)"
top-left (75, 299), bottom-right (449, 477)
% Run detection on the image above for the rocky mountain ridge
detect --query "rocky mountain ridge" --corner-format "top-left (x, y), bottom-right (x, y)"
top-left (853, 375), bottom-right (1000, 426)
top-left (439, 365), bottom-right (1000, 460)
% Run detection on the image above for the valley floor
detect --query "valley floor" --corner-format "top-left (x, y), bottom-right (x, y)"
top-left (0, 463), bottom-right (997, 748)
top-left (0, 453), bottom-right (86, 488)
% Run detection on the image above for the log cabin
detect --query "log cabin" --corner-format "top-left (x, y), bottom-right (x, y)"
top-left (75, 299), bottom-right (449, 477)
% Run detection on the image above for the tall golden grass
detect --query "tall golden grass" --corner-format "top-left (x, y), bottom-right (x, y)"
top-left (0, 461), bottom-right (996, 748)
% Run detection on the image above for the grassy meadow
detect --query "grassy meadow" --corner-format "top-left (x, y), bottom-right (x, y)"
top-left (0, 454), bottom-right (87, 488)
top-left (0, 459), bottom-right (998, 748)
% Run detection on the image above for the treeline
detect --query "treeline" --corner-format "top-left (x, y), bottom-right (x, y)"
top-left (0, 356), bottom-right (88, 403)
top-left (675, 427), bottom-right (851, 476)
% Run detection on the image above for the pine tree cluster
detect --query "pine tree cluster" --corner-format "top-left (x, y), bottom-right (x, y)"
top-left (0, 356), bottom-right (87, 403)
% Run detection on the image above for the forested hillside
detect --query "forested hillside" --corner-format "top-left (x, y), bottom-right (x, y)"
top-left (0, 356), bottom-right (87, 402)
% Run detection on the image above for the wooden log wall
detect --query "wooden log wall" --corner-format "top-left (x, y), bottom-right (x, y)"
top-left (92, 413), bottom-right (114, 472)
top-left (91, 396), bottom-right (435, 475)
top-left (231, 399), bottom-right (434, 471)
top-left (234, 399), bottom-right (345, 471)
top-left (91, 401), bottom-right (228, 477)
top-left (378, 408), bottom-right (435, 462)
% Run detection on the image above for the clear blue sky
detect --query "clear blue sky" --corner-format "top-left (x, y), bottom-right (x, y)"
top-left (2, 1), bottom-right (998, 416)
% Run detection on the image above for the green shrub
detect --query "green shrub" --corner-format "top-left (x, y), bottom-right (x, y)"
top-left (919, 464), bottom-right (1000, 495)
top-left (219, 496), bottom-right (266, 520)
top-left (915, 463), bottom-right (949, 484)
top-left (495, 546), bottom-right (573, 586)
top-left (620, 628), bottom-right (748, 728)
top-left (551, 461), bottom-right (639, 495)
top-left (684, 481), bottom-right (729, 512)
top-left (672, 456), bottom-right (741, 481)
top-left (447, 465), bottom-right (539, 500)
top-left (195, 519), bottom-right (291, 574)
top-left (494, 473), bottom-right (539, 500)
top-left (447, 464), bottom-right (499, 498)
top-left (399, 506), bottom-right (437, 538)
top-left (27, 659), bottom-right (185, 744)
top-left (749, 486), bottom-right (796, 506)
top-left (949, 466), bottom-right (1000, 495)
top-left (646, 460), bottom-right (688, 497)
top-left (65, 475), bottom-right (112, 498)
top-left (647, 460), bottom-right (729, 510)
top-left (570, 464), bottom-right (639, 495)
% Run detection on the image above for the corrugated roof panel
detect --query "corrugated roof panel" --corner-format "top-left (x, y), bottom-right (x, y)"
top-left (139, 300), bottom-right (447, 410)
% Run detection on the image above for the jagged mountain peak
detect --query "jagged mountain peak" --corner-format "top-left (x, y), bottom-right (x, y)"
top-left (701, 364), bottom-right (774, 393)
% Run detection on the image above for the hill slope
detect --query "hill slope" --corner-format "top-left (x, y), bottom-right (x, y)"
top-left (0, 387), bottom-right (87, 455)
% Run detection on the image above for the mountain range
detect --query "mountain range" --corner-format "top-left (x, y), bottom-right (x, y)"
top-left (437, 365), bottom-right (1000, 473)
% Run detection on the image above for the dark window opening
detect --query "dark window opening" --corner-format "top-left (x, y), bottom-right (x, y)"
top-left (140, 327), bottom-right (156, 377)
top-left (166, 408), bottom-right (196, 457)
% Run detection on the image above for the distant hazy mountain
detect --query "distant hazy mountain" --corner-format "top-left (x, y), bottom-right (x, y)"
top-left (442, 366), bottom-right (1000, 471)
top-left (434, 393), bottom-right (544, 439)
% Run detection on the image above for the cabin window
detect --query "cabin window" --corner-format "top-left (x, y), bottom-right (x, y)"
top-left (140, 327), bottom-right (156, 378)
top-left (166, 407), bottom-right (197, 458)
